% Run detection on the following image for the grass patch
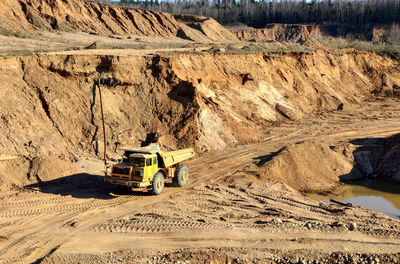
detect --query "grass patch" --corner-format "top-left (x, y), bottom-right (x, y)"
top-left (209, 42), bottom-right (314, 55)
top-left (361, 44), bottom-right (400, 59)
top-left (317, 37), bottom-right (400, 59)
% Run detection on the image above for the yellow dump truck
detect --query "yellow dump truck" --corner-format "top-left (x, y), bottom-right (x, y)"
top-left (104, 146), bottom-right (195, 195)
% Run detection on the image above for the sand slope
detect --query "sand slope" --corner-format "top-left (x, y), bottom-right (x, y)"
top-left (0, 0), bottom-right (237, 42)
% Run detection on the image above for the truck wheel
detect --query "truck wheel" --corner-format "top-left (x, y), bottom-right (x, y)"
top-left (174, 164), bottom-right (189, 187)
top-left (152, 172), bottom-right (165, 195)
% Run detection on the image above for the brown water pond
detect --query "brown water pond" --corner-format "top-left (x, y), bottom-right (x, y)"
top-left (307, 180), bottom-right (400, 219)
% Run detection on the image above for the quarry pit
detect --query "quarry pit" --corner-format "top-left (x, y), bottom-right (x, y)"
top-left (1, 0), bottom-right (400, 263)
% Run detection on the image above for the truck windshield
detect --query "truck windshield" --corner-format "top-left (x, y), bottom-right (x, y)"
top-left (129, 157), bottom-right (145, 167)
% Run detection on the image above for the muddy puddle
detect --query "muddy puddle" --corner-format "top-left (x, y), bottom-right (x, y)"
top-left (307, 180), bottom-right (400, 219)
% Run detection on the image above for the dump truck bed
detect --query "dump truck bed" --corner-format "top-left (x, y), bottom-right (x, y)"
top-left (118, 146), bottom-right (195, 168)
top-left (159, 148), bottom-right (195, 168)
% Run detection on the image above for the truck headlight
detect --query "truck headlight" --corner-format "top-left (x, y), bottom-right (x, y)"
top-left (135, 170), bottom-right (143, 177)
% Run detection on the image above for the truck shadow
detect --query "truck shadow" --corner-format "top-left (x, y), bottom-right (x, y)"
top-left (26, 173), bottom-right (151, 199)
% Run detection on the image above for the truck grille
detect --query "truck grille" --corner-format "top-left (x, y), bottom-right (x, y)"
top-left (112, 167), bottom-right (130, 176)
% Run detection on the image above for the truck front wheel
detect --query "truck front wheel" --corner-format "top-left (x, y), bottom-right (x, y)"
top-left (174, 164), bottom-right (189, 187)
top-left (152, 172), bottom-right (165, 195)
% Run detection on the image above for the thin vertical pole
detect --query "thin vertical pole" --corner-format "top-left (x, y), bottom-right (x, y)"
top-left (98, 78), bottom-right (108, 176)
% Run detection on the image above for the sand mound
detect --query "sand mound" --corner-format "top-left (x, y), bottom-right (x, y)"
top-left (227, 135), bottom-right (400, 193)
top-left (257, 141), bottom-right (353, 192)
top-left (174, 14), bottom-right (237, 41)
top-left (0, 157), bottom-right (31, 190)
top-left (0, 155), bottom-right (80, 191)
top-left (0, 0), bottom-right (237, 42)
top-left (227, 141), bottom-right (354, 192)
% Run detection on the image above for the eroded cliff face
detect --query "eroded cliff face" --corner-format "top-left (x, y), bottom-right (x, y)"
top-left (1, 50), bottom-right (400, 189)
top-left (231, 23), bottom-right (399, 43)
top-left (232, 24), bottom-right (322, 42)
top-left (0, 0), bottom-right (237, 42)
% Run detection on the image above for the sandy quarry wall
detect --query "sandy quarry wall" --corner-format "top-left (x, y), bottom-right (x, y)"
top-left (231, 24), bottom-right (398, 43)
top-left (0, 0), bottom-right (237, 42)
top-left (232, 24), bottom-right (322, 42)
top-left (1, 50), bottom-right (400, 189)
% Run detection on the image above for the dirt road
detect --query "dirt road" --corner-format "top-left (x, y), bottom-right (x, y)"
top-left (1, 99), bottom-right (400, 263)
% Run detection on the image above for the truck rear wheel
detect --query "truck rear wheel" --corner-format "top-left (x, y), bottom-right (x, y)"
top-left (174, 164), bottom-right (189, 187)
top-left (152, 172), bottom-right (165, 195)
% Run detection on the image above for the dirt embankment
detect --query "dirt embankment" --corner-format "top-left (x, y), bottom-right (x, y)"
top-left (225, 134), bottom-right (400, 193)
top-left (227, 141), bottom-right (355, 192)
top-left (231, 23), bottom-right (399, 43)
top-left (1, 50), bottom-right (400, 190)
top-left (0, 0), bottom-right (237, 42)
top-left (232, 24), bottom-right (322, 42)
top-left (345, 134), bottom-right (400, 184)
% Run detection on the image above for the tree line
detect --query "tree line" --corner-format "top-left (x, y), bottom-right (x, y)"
top-left (93, 0), bottom-right (400, 28)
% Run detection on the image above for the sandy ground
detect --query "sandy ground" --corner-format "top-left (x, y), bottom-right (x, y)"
top-left (0, 29), bottom-right (301, 58)
top-left (0, 31), bottom-right (196, 56)
top-left (1, 98), bottom-right (400, 263)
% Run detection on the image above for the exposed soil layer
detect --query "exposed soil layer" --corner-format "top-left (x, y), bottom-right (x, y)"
top-left (231, 23), bottom-right (399, 43)
top-left (0, 0), bottom-right (236, 42)
top-left (1, 50), bottom-right (400, 190)
top-left (232, 24), bottom-right (322, 42)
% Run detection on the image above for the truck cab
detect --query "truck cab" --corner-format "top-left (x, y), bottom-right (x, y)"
top-left (109, 153), bottom-right (157, 187)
